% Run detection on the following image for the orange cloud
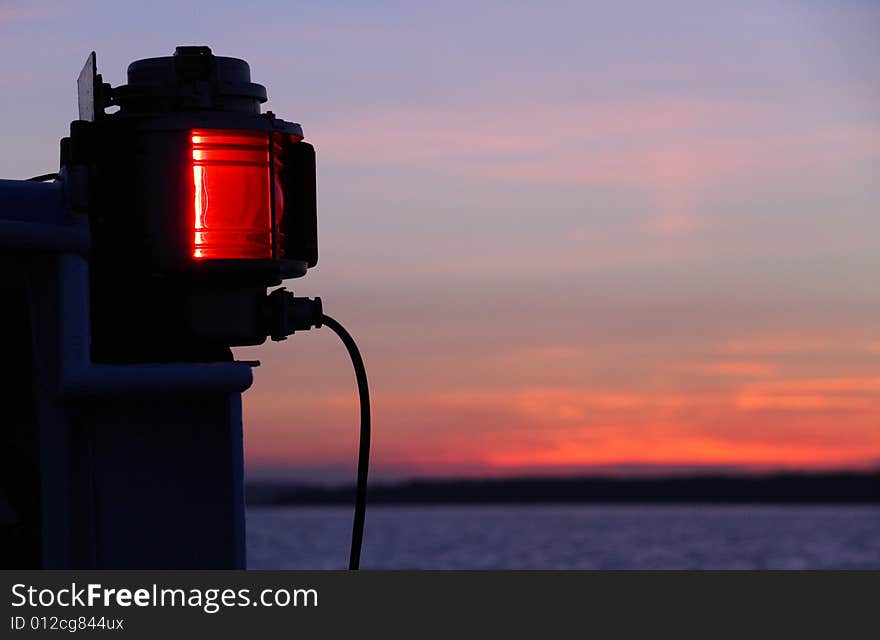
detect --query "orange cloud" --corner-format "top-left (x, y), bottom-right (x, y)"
top-left (736, 377), bottom-right (880, 412)
top-left (484, 438), bottom-right (875, 470)
top-left (736, 395), bottom-right (873, 411)
top-left (741, 377), bottom-right (880, 394)
top-left (244, 380), bottom-right (880, 474)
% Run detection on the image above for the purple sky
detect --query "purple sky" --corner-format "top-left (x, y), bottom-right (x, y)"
top-left (2, 1), bottom-right (879, 482)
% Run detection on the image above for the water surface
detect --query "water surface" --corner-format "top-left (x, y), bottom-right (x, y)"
top-left (246, 504), bottom-right (880, 569)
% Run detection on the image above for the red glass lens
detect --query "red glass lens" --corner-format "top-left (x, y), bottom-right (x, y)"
top-left (191, 129), bottom-right (272, 259)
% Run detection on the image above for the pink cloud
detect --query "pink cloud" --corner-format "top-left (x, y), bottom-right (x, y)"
top-left (313, 98), bottom-right (880, 192)
top-left (720, 335), bottom-right (840, 355)
top-left (0, 2), bottom-right (60, 27)
top-left (673, 360), bottom-right (781, 377)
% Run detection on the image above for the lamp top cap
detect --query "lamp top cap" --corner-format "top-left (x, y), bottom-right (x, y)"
top-left (115, 46), bottom-right (268, 115)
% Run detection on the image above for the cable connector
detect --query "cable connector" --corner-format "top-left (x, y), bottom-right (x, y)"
top-left (265, 288), bottom-right (323, 341)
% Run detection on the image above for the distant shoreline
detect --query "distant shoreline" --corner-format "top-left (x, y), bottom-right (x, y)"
top-left (246, 471), bottom-right (879, 506)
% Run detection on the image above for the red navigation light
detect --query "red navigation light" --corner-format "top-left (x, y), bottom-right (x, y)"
top-left (191, 129), bottom-right (272, 259)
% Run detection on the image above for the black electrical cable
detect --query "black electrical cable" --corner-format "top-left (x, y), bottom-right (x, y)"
top-left (27, 173), bottom-right (60, 182)
top-left (321, 314), bottom-right (370, 570)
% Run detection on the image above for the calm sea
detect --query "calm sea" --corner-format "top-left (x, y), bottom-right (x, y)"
top-left (246, 504), bottom-right (880, 569)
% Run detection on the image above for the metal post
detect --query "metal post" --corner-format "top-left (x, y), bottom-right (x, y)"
top-left (0, 179), bottom-right (253, 568)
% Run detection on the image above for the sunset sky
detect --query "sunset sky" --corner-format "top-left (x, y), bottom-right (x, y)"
top-left (2, 1), bottom-right (879, 481)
